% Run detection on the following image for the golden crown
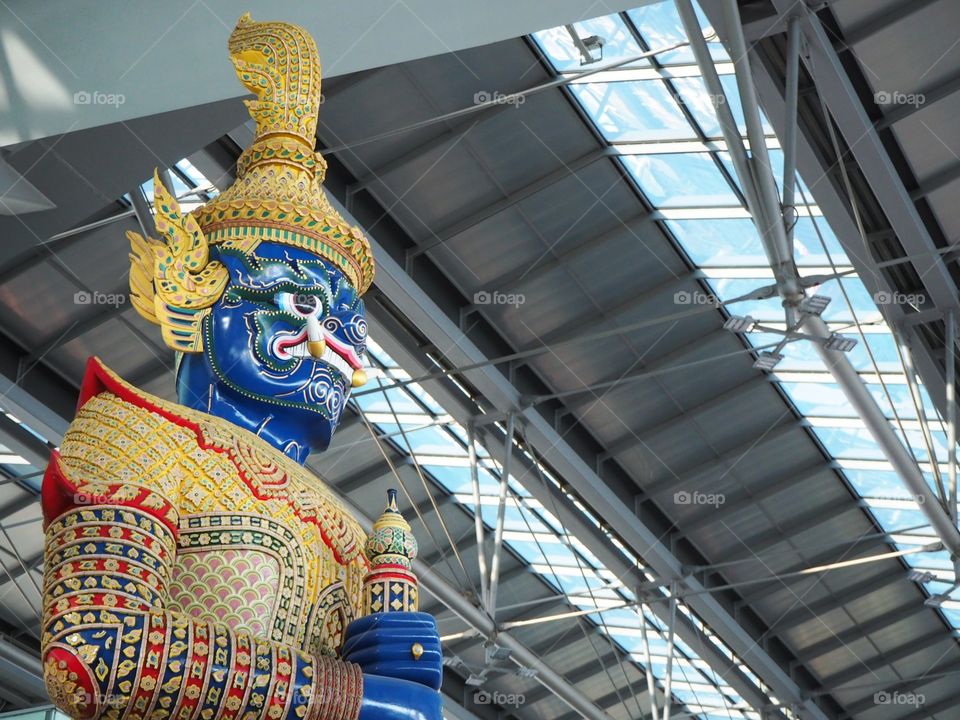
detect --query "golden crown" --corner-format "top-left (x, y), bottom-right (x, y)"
top-left (194, 13), bottom-right (375, 295)
top-left (127, 13), bottom-right (375, 353)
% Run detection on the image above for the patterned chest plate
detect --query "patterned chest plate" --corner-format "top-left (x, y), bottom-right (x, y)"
top-left (55, 362), bottom-right (369, 656)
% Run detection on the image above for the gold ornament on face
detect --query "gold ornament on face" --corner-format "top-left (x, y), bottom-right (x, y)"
top-left (127, 13), bottom-right (375, 356)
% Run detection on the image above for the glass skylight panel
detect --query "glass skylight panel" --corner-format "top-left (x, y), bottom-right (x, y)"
top-left (397, 424), bottom-right (465, 455)
top-left (671, 74), bottom-right (750, 136)
top-left (667, 218), bottom-right (765, 266)
top-left (428, 465), bottom-right (499, 494)
top-left (570, 81), bottom-right (697, 142)
top-left (622, 153), bottom-right (739, 207)
top-left (845, 468), bottom-right (926, 500)
top-left (792, 218), bottom-right (849, 265)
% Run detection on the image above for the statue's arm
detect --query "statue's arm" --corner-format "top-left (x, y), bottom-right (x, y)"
top-left (41, 448), bottom-right (362, 720)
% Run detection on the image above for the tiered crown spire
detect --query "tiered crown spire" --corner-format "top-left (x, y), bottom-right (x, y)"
top-left (191, 13), bottom-right (375, 295)
top-left (362, 490), bottom-right (419, 614)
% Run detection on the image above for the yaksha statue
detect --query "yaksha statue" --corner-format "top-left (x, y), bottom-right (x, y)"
top-left (40, 13), bottom-right (442, 720)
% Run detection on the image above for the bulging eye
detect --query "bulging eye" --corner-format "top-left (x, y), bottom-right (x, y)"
top-left (277, 292), bottom-right (323, 318)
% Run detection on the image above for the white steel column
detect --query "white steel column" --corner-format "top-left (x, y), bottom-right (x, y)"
top-left (487, 412), bottom-right (515, 616)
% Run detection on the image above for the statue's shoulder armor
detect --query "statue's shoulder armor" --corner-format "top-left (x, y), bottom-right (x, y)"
top-left (42, 357), bottom-right (367, 567)
top-left (42, 358), bottom-right (189, 534)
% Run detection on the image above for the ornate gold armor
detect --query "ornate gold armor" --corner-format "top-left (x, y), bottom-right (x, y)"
top-left (42, 359), bottom-right (367, 720)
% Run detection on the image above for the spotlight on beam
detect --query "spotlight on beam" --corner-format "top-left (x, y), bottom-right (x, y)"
top-left (798, 295), bottom-right (831, 317)
top-left (823, 334), bottom-right (858, 352)
top-left (753, 351), bottom-right (783, 371)
top-left (582, 35), bottom-right (605, 63)
top-left (907, 569), bottom-right (936, 584)
top-left (723, 315), bottom-right (756, 333)
top-left (564, 25), bottom-right (606, 65)
top-left (485, 644), bottom-right (512, 663)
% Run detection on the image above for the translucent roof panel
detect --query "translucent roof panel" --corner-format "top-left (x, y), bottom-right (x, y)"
top-left (570, 81), bottom-right (697, 142)
top-left (623, 153), bottom-right (739, 207)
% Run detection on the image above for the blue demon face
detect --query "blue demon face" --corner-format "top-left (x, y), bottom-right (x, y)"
top-left (177, 241), bottom-right (367, 458)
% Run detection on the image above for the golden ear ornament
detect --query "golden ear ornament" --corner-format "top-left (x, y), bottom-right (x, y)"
top-left (127, 170), bottom-right (229, 353)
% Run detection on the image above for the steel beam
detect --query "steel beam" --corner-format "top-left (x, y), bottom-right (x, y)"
top-left (950, 311), bottom-right (958, 524)
top-left (408, 147), bottom-right (617, 260)
top-left (532, 270), bottom-right (703, 347)
top-left (767, 0), bottom-right (959, 399)
top-left (767, 571), bottom-right (903, 633)
top-left (678, 462), bottom-right (829, 537)
top-left (790, 601), bottom-right (923, 666)
top-left (724, 500), bottom-right (857, 563)
top-left (834, 0), bottom-right (940, 48)
top-left (782, 15), bottom-right (800, 252)
top-left (349, 105), bottom-right (511, 191)
top-left (701, 0), bottom-right (960, 563)
top-left (811, 313), bottom-right (960, 556)
top-left (818, 629), bottom-right (948, 691)
top-left (487, 412), bottom-right (515, 616)
top-left (641, 420), bottom-right (801, 499)
top-left (464, 211), bottom-right (652, 308)
top-left (600, 375), bottom-right (770, 461)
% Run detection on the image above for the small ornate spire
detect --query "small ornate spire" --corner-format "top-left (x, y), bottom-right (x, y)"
top-left (362, 489), bottom-right (419, 614)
